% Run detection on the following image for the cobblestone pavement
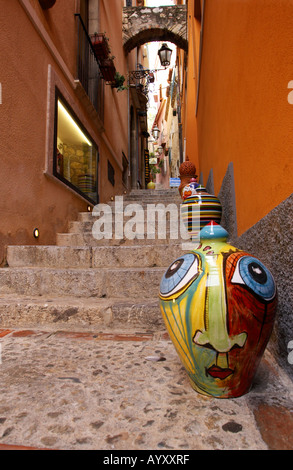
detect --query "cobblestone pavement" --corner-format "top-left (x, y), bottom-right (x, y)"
top-left (0, 325), bottom-right (292, 451)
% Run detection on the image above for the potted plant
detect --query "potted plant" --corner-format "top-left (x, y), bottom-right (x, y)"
top-left (91, 33), bottom-right (110, 60)
top-left (99, 57), bottom-right (116, 82)
top-left (111, 72), bottom-right (128, 92)
top-left (147, 163), bottom-right (161, 189)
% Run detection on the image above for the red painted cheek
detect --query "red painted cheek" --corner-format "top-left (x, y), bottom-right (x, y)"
top-left (225, 284), bottom-right (276, 380)
top-left (224, 250), bottom-right (276, 346)
top-left (227, 284), bottom-right (267, 340)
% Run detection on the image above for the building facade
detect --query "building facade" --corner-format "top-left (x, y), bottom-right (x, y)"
top-left (0, 0), bottom-right (149, 264)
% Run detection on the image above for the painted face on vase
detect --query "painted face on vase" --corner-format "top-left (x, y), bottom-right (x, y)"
top-left (159, 223), bottom-right (277, 398)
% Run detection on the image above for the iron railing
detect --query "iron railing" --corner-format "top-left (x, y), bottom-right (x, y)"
top-left (75, 14), bottom-right (104, 120)
top-left (129, 64), bottom-right (151, 97)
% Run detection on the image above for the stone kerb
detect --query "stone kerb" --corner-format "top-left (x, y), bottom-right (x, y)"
top-left (122, 6), bottom-right (188, 53)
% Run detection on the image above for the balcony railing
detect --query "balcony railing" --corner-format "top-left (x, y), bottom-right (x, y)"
top-left (75, 14), bottom-right (104, 120)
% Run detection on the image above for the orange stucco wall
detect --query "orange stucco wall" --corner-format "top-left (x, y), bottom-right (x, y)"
top-left (0, 0), bottom-right (128, 264)
top-left (186, 0), bottom-right (293, 236)
top-left (183, 9), bottom-right (200, 175)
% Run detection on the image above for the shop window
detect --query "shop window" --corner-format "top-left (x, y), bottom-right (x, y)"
top-left (54, 94), bottom-right (99, 204)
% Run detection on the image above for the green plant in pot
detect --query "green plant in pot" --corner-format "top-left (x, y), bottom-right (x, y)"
top-left (147, 163), bottom-right (161, 189)
top-left (111, 72), bottom-right (128, 92)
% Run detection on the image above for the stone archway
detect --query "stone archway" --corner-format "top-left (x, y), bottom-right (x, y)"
top-left (122, 5), bottom-right (188, 53)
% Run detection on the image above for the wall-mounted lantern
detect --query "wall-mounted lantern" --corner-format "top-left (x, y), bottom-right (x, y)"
top-left (156, 146), bottom-right (163, 156)
top-left (158, 43), bottom-right (172, 68)
top-left (152, 124), bottom-right (160, 141)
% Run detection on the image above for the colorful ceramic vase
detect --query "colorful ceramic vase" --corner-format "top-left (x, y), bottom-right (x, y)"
top-left (181, 182), bottom-right (199, 200)
top-left (159, 222), bottom-right (277, 398)
top-left (181, 185), bottom-right (222, 240)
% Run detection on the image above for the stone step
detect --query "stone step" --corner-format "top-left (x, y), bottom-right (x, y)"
top-left (6, 244), bottom-right (186, 269)
top-left (0, 294), bottom-right (163, 328)
top-left (106, 202), bottom-right (182, 211)
top-left (77, 206), bottom-right (181, 225)
top-left (128, 189), bottom-right (179, 196)
top-left (97, 196), bottom-right (179, 207)
top-left (0, 266), bottom-right (165, 298)
top-left (56, 231), bottom-right (191, 247)
top-left (72, 214), bottom-right (183, 232)
top-left (119, 197), bottom-right (182, 204)
top-left (70, 222), bottom-right (188, 238)
top-left (78, 207), bottom-right (183, 223)
top-left (69, 220), bottom-right (177, 234)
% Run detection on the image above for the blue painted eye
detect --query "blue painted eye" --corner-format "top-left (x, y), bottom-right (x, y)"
top-left (231, 256), bottom-right (276, 301)
top-left (160, 253), bottom-right (200, 298)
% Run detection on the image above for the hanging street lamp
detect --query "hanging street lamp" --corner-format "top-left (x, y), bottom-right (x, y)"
top-left (158, 43), bottom-right (173, 68)
top-left (152, 124), bottom-right (160, 141)
top-left (128, 43), bottom-right (173, 84)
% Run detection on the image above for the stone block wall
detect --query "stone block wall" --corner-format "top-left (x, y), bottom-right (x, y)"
top-left (122, 6), bottom-right (188, 52)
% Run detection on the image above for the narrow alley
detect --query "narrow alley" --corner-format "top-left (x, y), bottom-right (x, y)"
top-left (0, 0), bottom-right (292, 454)
top-left (0, 189), bottom-right (292, 451)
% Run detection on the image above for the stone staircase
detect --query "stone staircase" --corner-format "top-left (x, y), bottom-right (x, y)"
top-left (0, 189), bottom-right (187, 329)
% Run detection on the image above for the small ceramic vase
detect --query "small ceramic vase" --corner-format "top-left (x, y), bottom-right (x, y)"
top-left (159, 222), bottom-right (277, 398)
top-left (181, 181), bottom-right (199, 200)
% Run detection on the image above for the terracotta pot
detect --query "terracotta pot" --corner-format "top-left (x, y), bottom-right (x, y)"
top-left (178, 157), bottom-right (197, 197)
top-left (99, 58), bottom-right (116, 82)
top-left (159, 222), bottom-right (277, 398)
top-left (91, 33), bottom-right (110, 60)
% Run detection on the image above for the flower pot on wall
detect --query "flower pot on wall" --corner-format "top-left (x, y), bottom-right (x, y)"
top-left (99, 58), bottom-right (116, 83)
top-left (39, 0), bottom-right (56, 9)
top-left (91, 33), bottom-right (110, 60)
